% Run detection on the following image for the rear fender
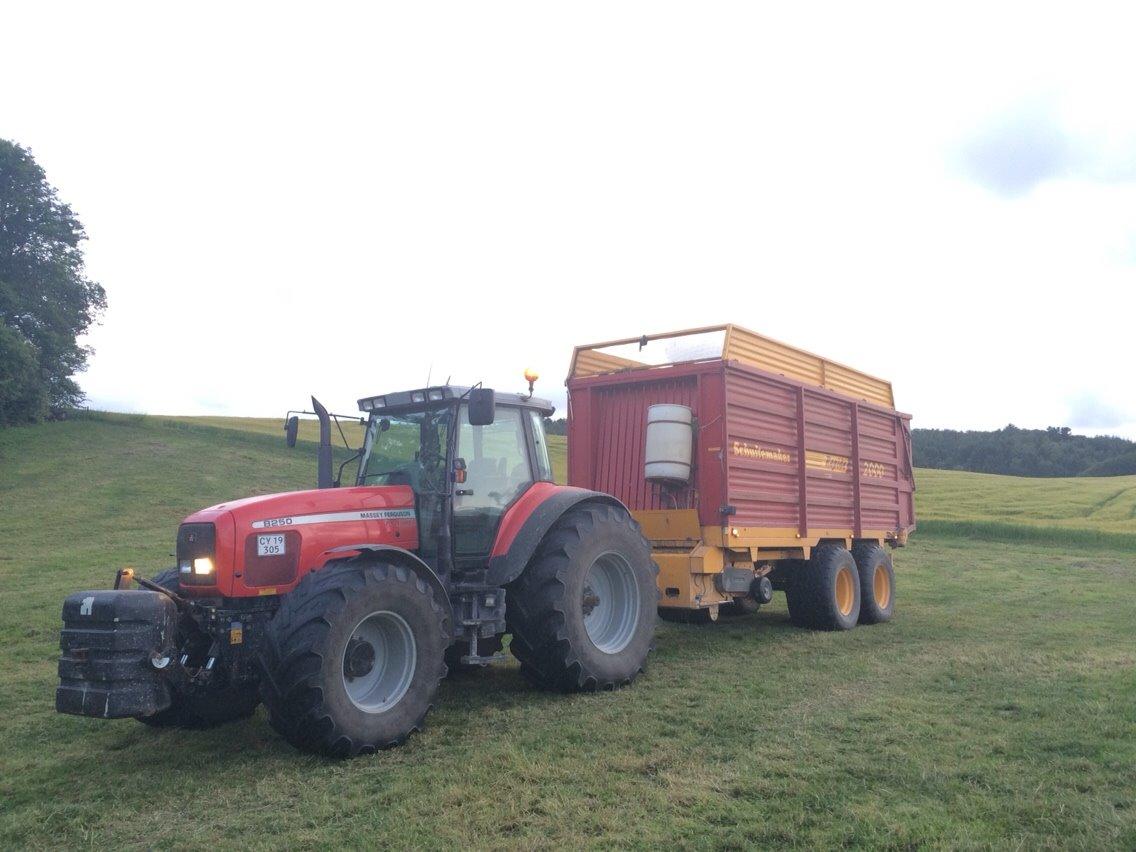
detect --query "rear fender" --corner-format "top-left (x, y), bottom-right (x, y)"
top-left (485, 485), bottom-right (627, 587)
top-left (325, 544), bottom-right (453, 635)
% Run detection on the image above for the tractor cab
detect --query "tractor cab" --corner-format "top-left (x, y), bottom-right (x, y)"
top-left (355, 385), bottom-right (556, 567)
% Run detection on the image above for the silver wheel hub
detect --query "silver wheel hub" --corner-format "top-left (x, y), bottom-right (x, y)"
top-left (341, 610), bottom-right (416, 713)
top-left (582, 552), bottom-right (641, 654)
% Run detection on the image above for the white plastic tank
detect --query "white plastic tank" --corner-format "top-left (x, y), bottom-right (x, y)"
top-left (645, 404), bottom-right (693, 483)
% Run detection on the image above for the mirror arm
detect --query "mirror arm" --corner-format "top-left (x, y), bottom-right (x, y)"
top-left (335, 449), bottom-right (363, 488)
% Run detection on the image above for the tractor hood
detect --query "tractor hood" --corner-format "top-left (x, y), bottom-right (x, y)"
top-left (177, 485), bottom-right (419, 598)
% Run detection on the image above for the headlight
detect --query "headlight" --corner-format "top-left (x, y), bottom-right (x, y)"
top-left (177, 522), bottom-right (217, 586)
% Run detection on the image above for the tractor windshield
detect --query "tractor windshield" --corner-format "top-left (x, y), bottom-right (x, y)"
top-left (357, 406), bottom-right (454, 494)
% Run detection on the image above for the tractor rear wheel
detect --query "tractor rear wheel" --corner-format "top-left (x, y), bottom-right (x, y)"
top-left (785, 544), bottom-right (861, 630)
top-left (852, 543), bottom-right (895, 624)
top-left (135, 568), bottom-right (260, 729)
top-left (258, 557), bottom-right (449, 757)
top-left (506, 503), bottom-right (657, 691)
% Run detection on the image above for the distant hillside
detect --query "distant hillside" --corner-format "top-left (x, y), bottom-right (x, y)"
top-left (913, 425), bottom-right (1136, 477)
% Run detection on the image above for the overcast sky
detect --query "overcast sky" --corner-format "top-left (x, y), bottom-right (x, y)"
top-left (3, 2), bottom-right (1133, 437)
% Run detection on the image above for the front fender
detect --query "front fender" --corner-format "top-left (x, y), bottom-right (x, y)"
top-left (326, 544), bottom-right (453, 636)
top-left (484, 485), bottom-right (627, 587)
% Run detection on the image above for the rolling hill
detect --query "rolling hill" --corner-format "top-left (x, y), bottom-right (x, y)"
top-left (0, 412), bottom-right (1132, 848)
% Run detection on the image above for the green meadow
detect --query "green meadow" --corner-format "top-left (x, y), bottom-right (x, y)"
top-left (0, 413), bottom-right (1132, 848)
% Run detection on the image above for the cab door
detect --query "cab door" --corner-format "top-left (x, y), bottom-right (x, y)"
top-left (452, 404), bottom-right (533, 561)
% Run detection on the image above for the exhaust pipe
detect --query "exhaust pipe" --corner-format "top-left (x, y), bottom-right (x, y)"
top-left (312, 396), bottom-right (334, 489)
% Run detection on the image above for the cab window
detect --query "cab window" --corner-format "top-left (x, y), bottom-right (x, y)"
top-left (453, 405), bottom-right (533, 557)
top-left (528, 410), bottom-right (554, 482)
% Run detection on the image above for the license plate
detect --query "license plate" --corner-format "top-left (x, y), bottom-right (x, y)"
top-left (257, 534), bottom-right (286, 557)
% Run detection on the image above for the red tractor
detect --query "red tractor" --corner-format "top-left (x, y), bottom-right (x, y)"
top-left (56, 384), bottom-right (658, 756)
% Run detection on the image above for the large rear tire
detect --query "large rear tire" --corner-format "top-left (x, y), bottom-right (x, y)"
top-left (135, 568), bottom-right (260, 729)
top-left (507, 503), bottom-right (657, 692)
top-left (785, 544), bottom-right (860, 631)
top-left (852, 543), bottom-right (895, 624)
top-left (258, 557), bottom-right (449, 757)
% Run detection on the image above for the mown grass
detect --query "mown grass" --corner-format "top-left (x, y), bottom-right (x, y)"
top-left (915, 467), bottom-right (1136, 536)
top-left (0, 415), bottom-right (1133, 848)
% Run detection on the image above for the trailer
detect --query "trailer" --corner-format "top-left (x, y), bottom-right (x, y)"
top-left (566, 325), bottom-right (915, 628)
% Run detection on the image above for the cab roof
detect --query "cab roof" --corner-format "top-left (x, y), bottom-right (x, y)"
top-left (358, 385), bottom-right (555, 417)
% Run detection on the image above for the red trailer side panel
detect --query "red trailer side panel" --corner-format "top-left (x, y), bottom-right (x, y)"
top-left (723, 362), bottom-right (912, 538)
top-left (568, 357), bottom-right (914, 544)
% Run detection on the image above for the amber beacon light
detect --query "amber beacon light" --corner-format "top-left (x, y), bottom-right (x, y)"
top-left (523, 368), bottom-right (540, 397)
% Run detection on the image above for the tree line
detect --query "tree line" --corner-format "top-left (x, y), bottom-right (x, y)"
top-left (913, 425), bottom-right (1135, 477)
top-left (0, 140), bottom-right (105, 425)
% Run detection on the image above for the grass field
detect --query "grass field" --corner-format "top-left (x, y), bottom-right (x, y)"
top-left (1, 413), bottom-right (1133, 848)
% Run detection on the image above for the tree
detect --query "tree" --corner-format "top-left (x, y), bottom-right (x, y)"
top-left (0, 322), bottom-right (47, 424)
top-left (0, 139), bottom-right (105, 423)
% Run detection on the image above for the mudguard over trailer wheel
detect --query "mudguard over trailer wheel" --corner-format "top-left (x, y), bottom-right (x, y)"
top-left (852, 543), bottom-right (895, 624)
top-left (785, 544), bottom-right (861, 631)
top-left (258, 557), bottom-right (449, 757)
top-left (506, 503), bottom-right (657, 691)
top-left (135, 568), bottom-right (260, 729)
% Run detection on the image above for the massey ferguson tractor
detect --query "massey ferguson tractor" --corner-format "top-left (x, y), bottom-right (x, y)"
top-left (56, 382), bottom-right (658, 757)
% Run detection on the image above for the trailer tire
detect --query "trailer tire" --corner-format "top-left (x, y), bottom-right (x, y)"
top-left (506, 503), bottom-right (657, 692)
top-left (852, 543), bottom-right (895, 624)
top-left (258, 557), bottom-right (449, 757)
top-left (135, 568), bottom-right (261, 729)
top-left (787, 544), bottom-right (861, 630)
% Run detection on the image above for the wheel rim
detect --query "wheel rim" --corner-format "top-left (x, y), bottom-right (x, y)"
top-left (341, 610), bottom-right (416, 713)
top-left (873, 564), bottom-right (891, 609)
top-left (835, 566), bottom-right (855, 616)
top-left (581, 551), bottom-right (641, 654)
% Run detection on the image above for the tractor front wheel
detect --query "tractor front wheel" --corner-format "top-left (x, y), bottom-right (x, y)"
top-left (258, 557), bottom-right (449, 757)
top-left (507, 503), bottom-right (657, 691)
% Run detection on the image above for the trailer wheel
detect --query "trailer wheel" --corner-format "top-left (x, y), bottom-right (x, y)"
top-left (135, 568), bottom-right (261, 729)
top-left (852, 543), bottom-right (895, 624)
top-left (258, 557), bottom-right (448, 757)
top-left (785, 544), bottom-right (860, 630)
top-left (507, 503), bottom-right (657, 691)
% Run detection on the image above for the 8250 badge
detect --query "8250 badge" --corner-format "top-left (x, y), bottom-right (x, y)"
top-left (256, 534), bottom-right (286, 557)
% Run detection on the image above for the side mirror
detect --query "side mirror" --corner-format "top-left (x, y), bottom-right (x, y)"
top-left (284, 415), bottom-right (299, 448)
top-left (379, 417), bottom-right (391, 433)
top-left (468, 388), bottom-right (496, 426)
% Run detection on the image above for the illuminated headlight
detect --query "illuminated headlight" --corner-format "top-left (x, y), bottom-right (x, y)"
top-left (361, 399), bottom-right (375, 411)
top-left (193, 557), bottom-right (215, 576)
top-left (411, 391), bottom-right (426, 403)
top-left (428, 389), bottom-right (444, 401)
